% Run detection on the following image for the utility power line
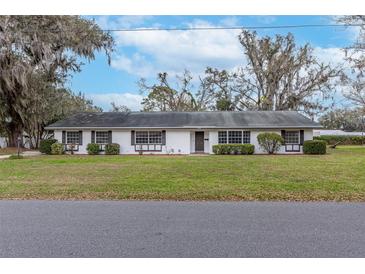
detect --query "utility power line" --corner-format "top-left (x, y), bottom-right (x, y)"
top-left (103, 23), bottom-right (364, 32)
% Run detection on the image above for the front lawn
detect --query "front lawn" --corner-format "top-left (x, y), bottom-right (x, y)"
top-left (0, 146), bottom-right (364, 201)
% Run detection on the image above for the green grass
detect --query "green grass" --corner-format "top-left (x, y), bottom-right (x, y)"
top-left (0, 146), bottom-right (365, 201)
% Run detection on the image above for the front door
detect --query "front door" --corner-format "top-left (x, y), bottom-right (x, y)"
top-left (195, 131), bottom-right (205, 152)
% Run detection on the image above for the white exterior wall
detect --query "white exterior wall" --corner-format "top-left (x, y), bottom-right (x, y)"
top-left (304, 130), bottom-right (313, 143)
top-left (190, 131), bottom-right (195, 153)
top-left (208, 129), bottom-right (314, 154)
top-left (54, 130), bottom-right (91, 154)
top-left (54, 131), bottom-right (62, 144)
top-left (166, 130), bottom-right (191, 154)
top-left (54, 129), bottom-right (191, 155)
top-left (53, 128), bottom-right (314, 155)
top-left (113, 130), bottom-right (191, 154)
top-left (208, 131), bottom-right (218, 154)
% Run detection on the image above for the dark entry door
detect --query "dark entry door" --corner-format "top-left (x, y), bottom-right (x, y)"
top-left (195, 131), bottom-right (205, 152)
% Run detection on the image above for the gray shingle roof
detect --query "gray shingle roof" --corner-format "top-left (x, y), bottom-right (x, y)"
top-left (45, 111), bottom-right (321, 129)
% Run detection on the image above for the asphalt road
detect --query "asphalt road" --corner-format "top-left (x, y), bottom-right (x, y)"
top-left (1, 200), bottom-right (365, 257)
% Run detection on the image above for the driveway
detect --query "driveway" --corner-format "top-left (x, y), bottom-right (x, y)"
top-left (0, 201), bottom-right (365, 257)
top-left (0, 151), bottom-right (42, 160)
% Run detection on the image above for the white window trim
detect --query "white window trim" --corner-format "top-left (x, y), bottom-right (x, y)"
top-left (135, 130), bottom-right (162, 145)
top-left (95, 131), bottom-right (109, 144)
top-left (218, 131), bottom-right (227, 144)
top-left (218, 130), bottom-right (251, 144)
top-left (285, 130), bottom-right (300, 144)
top-left (66, 131), bottom-right (80, 145)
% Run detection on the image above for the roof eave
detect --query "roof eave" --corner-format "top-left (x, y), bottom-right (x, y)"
top-left (45, 125), bottom-right (322, 130)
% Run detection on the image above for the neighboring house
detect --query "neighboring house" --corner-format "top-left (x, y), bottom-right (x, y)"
top-left (0, 135), bottom-right (33, 149)
top-left (313, 129), bottom-right (365, 137)
top-left (45, 111), bottom-right (321, 154)
top-left (0, 136), bottom-right (7, 148)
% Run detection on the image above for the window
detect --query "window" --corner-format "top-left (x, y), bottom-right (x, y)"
top-left (285, 131), bottom-right (299, 144)
top-left (135, 131), bottom-right (162, 144)
top-left (242, 131), bottom-right (250, 144)
top-left (218, 131), bottom-right (227, 144)
top-left (148, 131), bottom-right (162, 144)
top-left (136, 131), bottom-right (149, 144)
top-left (218, 130), bottom-right (251, 144)
top-left (96, 131), bottom-right (109, 144)
top-left (66, 131), bottom-right (80, 144)
top-left (228, 131), bottom-right (242, 144)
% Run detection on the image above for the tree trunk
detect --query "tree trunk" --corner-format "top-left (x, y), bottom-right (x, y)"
top-left (6, 122), bottom-right (23, 147)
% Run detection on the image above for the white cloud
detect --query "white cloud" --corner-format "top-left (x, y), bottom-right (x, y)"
top-left (111, 53), bottom-right (155, 77)
top-left (111, 19), bottom-right (244, 77)
top-left (88, 92), bottom-right (143, 111)
top-left (313, 47), bottom-right (347, 67)
top-left (96, 15), bottom-right (154, 29)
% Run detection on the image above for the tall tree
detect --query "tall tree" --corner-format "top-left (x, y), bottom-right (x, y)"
top-left (238, 31), bottom-right (341, 116)
top-left (198, 67), bottom-right (237, 111)
top-left (110, 102), bottom-right (131, 112)
top-left (139, 71), bottom-right (206, 111)
top-left (200, 31), bottom-right (341, 116)
top-left (22, 83), bottom-right (101, 148)
top-left (0, 16), bottom-right (113, 146)
top-left (319, 108), bottom-right (365, 131)
top-left (338, 16), bottom-right (365, 109)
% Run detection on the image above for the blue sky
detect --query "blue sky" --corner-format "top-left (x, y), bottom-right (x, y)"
top-left (66, 16), bottom-right (357, 111)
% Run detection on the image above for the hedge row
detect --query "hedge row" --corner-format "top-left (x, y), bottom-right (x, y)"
top-left (86, 143), bottom-right (120, 155)
top-left (212, 144), bottom-right (255, 155)
top-left (105, 143), bottom-right (120, 155)
top-left (86, 143), bottom-right (100, 155)
top-left (303, 140), bottom-right (326, 155)
top-left (314, 135), bottom-right (365, 145)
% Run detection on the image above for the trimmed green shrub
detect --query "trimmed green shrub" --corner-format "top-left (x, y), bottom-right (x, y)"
top-left (239, 144), bottom-right (255, 155)
top-left (105, 143), bottom-right (120, 155)
top-left (314, 135), bottom-right (365, 145)
top-left (212, 144), bottom-right (255, 155)
top-left (51, 142), bottom-right (64, 155)
top-left (86, 143), bottom-right (100, 155)
top-left (39, 139), bottom-right (57, 154)
top-left (8, 154), bottom-right (23, 160)
top-left (257, 133), bottom-right (284, 154)
top-left (303, 140), bottom-right (327, 154)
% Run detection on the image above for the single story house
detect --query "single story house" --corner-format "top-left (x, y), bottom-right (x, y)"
top-left (45, 111), bottom-right (321, 154)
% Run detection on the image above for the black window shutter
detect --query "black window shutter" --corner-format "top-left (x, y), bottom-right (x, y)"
top-left (79, 131), bottom-right (83, 145)
top-left (91, 131), bottom-right (95, 143)
top-left (108, 131), bottom-right (112, 144)
top-left (281, 130), bottom-right (286, 144)
top-left (300, 130), bottom-right (304, 145)
top-left (162, 130), bottom-right (166, 145)
top-left (248, 131), bottom-right (251, 144)
top-left (62, 131), bottom-right (66, 144)
top-left (131, 130), bottom-right (135, 145)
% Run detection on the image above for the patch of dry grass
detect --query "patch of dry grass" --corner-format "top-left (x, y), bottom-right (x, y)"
top-left (0, 147), bottom-right (31, 155)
